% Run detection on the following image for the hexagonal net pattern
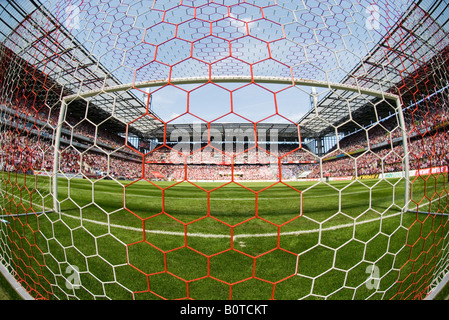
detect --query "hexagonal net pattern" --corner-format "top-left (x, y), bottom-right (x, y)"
top-left (0, 0), bottom-right (448, 300)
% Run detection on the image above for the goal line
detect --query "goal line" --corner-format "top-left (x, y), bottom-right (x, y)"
top-left (0, 189), bottom-right (410, 239)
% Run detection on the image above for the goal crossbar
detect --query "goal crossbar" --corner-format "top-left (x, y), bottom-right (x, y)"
top-left (63, 76), bottom-right (400, 102)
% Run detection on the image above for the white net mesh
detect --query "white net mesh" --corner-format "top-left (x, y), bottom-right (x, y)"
top-left (0, 0), bottom-right (448, 300)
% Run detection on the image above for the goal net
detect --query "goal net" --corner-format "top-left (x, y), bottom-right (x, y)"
top-left (0, 0), bottom-right (448, 300)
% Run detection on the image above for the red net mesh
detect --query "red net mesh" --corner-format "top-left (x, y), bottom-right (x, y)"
top-left (0, 0), bottom-right (448, 300)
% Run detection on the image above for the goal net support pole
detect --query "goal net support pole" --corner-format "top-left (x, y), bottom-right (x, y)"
top-left (395, 98), bottom-right (411, 212)
top-left (52, 99), bottom-right (67, 214)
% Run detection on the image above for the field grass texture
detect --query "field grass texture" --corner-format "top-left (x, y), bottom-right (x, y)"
top-left (0, 172), bottom-right (448, 300)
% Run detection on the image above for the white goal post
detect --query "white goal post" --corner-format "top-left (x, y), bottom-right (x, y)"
top-left (52, 76), bottom-right (411, 215)
top-left (2, 0), bottom-right (448, 301)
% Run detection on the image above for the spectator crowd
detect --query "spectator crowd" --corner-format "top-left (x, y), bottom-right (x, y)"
top-left (1, 93), bottom-right (448, 181)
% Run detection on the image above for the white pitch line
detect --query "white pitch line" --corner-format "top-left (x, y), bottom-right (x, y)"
top-left (3, 187), bottom-right (447, 240)
top-left (3, 190), bottom-right (403, 239)
top-left (67, 184), bottom-right (400, 201)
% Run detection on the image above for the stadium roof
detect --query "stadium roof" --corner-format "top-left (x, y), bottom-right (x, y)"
top-left (0, 0), bottom-right (161, 136)
top-left (148, 121), bottom-right (301, 143)
top-left (298, 0), bottom-right (449, 138)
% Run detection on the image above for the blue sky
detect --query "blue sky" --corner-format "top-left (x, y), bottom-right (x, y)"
top-left (3, 0), bottom-right (420, 127)
top-left (51, 0), bottom-right (394, 124)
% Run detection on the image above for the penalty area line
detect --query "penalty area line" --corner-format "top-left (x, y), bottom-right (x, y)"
top-left (71, 184), bottom-right (401, 201)
top-left (8, 189), bottom-right (445, 240)
top-left (5, 190), bottom-right (403, 239)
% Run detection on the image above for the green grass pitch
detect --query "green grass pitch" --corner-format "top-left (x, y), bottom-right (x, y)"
top-left (1, 172), bottom-right (448, 300)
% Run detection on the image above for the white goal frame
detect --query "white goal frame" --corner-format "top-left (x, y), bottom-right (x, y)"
top-left (51, 76), bottom-right (411, 215)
